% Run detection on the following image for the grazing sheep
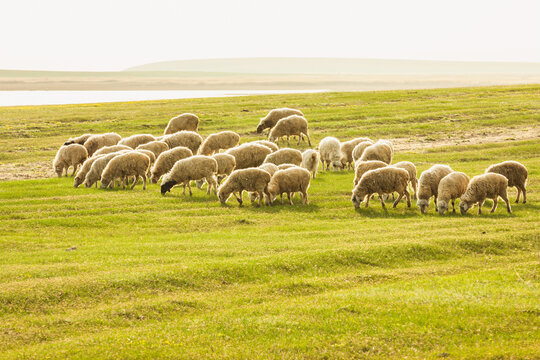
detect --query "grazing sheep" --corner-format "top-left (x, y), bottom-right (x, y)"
top-left (268, 115), bottom-right (312, 147)
top-left (352, 140), bottom-right (375, 162)
top-left (225, 143), bottom-right (272, 169)
top-left (340, 138), bottom-right (372, 169)
top-left (460, 173), bottom-right (511, 215)
top-left (162, 131), bottom-right (203, 154)
top-left (74, 155), bottom-right (103, 188)
top-left (417, 164), bottom-right (453, 214)
top-left (160, 155), bottom-right (218, 196)
top-left (150, 147), bottom-right (193, 183)
top-left (277, 164), bottom-right (299, 170)
top-left (93, 145), bottom-right (132, 156)
top-left (353, 160), bottom-right (388, 186)
top-left (248, 163), bottom-right (280, 202)
top-left (118, 134), bottom-right (156, 149)
top-left (263, 148), bottom-right (302, 166)
top-left (64, 133), bottom-right (93, 146)
top-left (351, 167), bottom-right (411, 210)
top-left (84, 133), bottom-right (122, 156)
top-left (136, 141), bottom-right (169, 158)
top-left (392, 161), bottom-right (418, 199)
top-left (199, 131), bottom-right (240, 155)
top-left (436, 172), bottom-right (470, 215)
top-left (359, 140), bottom-right (393, 164)
top-left (257, 108), bottom-right (303, 134)
top-left (319, 137), bottom-right (343, 171)
top-left (217, 168), bottom-right (271, 206)
top-left (52, 144), bottom-right (88, 177)
top-left (164, 113), bottom-right (199, 134)
top-left (100, 152), bottom-right (151, 190)
top-left (485, 161), bottom-right (528, 204)
top-left (196, 153), bottom-right (237, 188)
top-left (250, 140), bottom-right (279, 152)
top-left (84, 151), bottom-right (128, 188)
top-left (301, 149), bottom-right (320, 178)
top-left (268, 167), bottom-right (312, 205)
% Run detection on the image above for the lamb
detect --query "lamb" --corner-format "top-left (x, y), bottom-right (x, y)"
top-left (436, 172), bottom-right (470, 214)
top-left (263, 148), bottom-right (302, 166)
top-left (199, 131), bottom-right (240, 155)
top-left (351, 167), bottom-right (411, 210)
top-left (353, 160), bottom-right (388, 186)
top-left (195, 153), bottom-right (237, 188)
top-left (257, 108), bottom-right (304, 134)
top-left (460, 173), bottom-right (511, 215)
top-left (160, 155), bottom-right (218, 196)
top-left (485, 161), bottom-right (528, 204)
top-left (352, 140), bottom-right (374, 162)
top-left (319, 137), bottom-right (343, 171)
top-left (217, 168), bottom-right (271, 206)
top-left (84, 151), bottom-right (128, 188)
top-left (100, 152), bottom-right (151, 190)
top-left (118, 134), bottom-right (156, 149)
top-left (64, 133), bottom-right (93, 146)
top-left (136, 141), bottom-right (169, 157)
top-left (52, 144), bottom-right (88, 177)
top-left (417, 165), bottom-right (453, 214)
top-left (162, 131), bottom-right (203, 154)
top-left (340, 138), bottom-right (372, 169)
top-left (267, 167), bottom-right (312, 205)
top-left (150, 147), bottom-right (193, 183)
top-left (84, 133), bottom-right (122, 156)
top-left (301, 149), bottom-right (320, 178)
top-left (93, 145), bottom-right (132, 156)
top-left (225, 143), bottom-right (272, 169)
top-left (164, 113), bottom-right (199, 134)
top-left (249, 140), bottom-right (279, 152)
top-left (268, 115), bottom-right (312, 147)
top-left (359, 140), bottom-right (393, 164)
top-left (392, 161), bottom-right (418, 199)
top-left (74, 155), bottom-right (103, 188)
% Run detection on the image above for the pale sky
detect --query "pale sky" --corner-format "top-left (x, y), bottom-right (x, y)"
top-left (2, 0), bottom-right (539, 71)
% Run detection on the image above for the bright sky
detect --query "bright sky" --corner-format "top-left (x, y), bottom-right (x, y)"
top-left (2, 0), bottom-right (539, 71)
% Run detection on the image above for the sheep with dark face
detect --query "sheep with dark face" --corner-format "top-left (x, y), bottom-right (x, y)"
top-left (53, 144), bottom-right (88, 177)
top-left (460, 173), bottom-right (511, 215)
top-left (485, 161), bottom-right (528, 204)
top-left (257, 108), bottom-right (303, 134)
top-left (351, 167), bottom-right (411, 210)
top-left (164, 113), bottom-right (199, 134)
top-left (160, 155), bottom-right (218, 196)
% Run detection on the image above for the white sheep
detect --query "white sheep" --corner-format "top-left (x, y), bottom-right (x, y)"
top-left (64, 133), bottom-right (93, 146)
top-left (276, 164), bottom-right (299, 170)
top-left (460, 173), bottom-right (511, 215)
top-left (199, 131), bottom-right (240, 155)
top-left (268, 115), bottom-right (312, 147)
top-left (267, 167), bottom-right (312, 205)
top-left (160, 155), bottom-right (218, 196)
top-left (351, 167), bottom-right (411, 210)
top-left (485, 161), bottom-right (528, 204)
top-left (136, 141), bottom-right (169, 158)
top-left (319, 137), bottom-right (343, 171)
top-left (74, 155), bottom-right (102, 188)
top-left (353, 160), bottom-right (388, 186)
top-left (84, 133), bottom-right (122, 156)
top-left (250, 140), bottom-right (279, 152)
top-left (263, 148), bottom-right (302, 166)
top-left (100, 152), bottom-right (151, 190)
top-left (417, 164), bottom-right (453, 214)
top-left (52, 144), bottom-right (88, 177)
top-left (256, 108), bottom-right (303, 134)
top-left (225, 143), bottom-right (272, 169)
top-left (93, 144), bottom-right (132, 156)
top-left (340, 138), bottom-right (372, 169)
top-left (118, 134), bottom-right (156, 149)
top-left (217, 168), bottom-right (271, 206)
top-left (352, 140), bottom-right (374, 162)
top-left (248, 163), bottom-right (280, 202)
top-left (436, 172), bottom-right (470, 214)
top-left (84, 151), bottom-right (129, 188)
top-left (150, 147), bottom-right (193, 183)
top-left (392, 161), bottom-right (418, 199)
top-left (359, 140), bottom-right (393, 164)
top-left (164, 113), bottom-right (199, 134)
top-left (162, 131), bottom-right (203, 154)
top-left (301, 149), bottom-right (320, 178)
top-left (195, 153), bottom-right (237, 189)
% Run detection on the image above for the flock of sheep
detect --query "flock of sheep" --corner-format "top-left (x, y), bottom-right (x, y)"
top-left (53, 108), bottom-right (529, 214)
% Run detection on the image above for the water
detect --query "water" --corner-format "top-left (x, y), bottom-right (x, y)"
top-left (0, 90), bottom-right (328, 107)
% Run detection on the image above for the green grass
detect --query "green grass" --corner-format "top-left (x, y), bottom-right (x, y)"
top-left (0, 85), bottom-right (539, 359)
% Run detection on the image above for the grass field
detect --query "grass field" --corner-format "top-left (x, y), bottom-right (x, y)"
top-left (0, 85), bottom-right (539, 359)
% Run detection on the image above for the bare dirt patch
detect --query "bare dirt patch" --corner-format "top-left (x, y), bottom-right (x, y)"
top-left (0, 161), bottom-right (55, 181)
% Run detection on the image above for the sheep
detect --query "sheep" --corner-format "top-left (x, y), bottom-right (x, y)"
top-left (225, 143), bottom-right (272, 169)
top-left (301, 149), bottom-right (320, 178)
top-left (319, 137), bottom-right (343, 171)
top-left (352, 140), bottom-right (375, 162)
top-left (118, 134), bottom-right (156, 149)
top-left (268, 115), bottom-right (312, 147)
top-left (250, 140), bottom-right (279, 152)
top-left (263, 148), bottom-right (302, 166)
top-left (84, 133), bottom-right (122, 156)
top-left (84, 151), bottom-right (128, 188)
top-left (256, 108), bottom-right (304, 134)
top-left (136, 141), bottom-right (169, 158)
top-left (436, 172), bottom-right (470, 215)
top-left (199, 131), bottom-right (240, 155)
top-left (64, 133), bottom-right (93, 146)
top-left (162, 131), bottom-right (203, 154)
top-left (392, 161), bottom-right (418, 199)
top-left (485, 161), bottom-right (528, 204)
top-left (160, 155), bottom-right (218, 196)
top-left (353, 160), bottom-right (388, 186)
top-left (351, 167), bottom-right (411, 210)
top-left (195, 153), bottom-right (236, 188)
top-left (100, 152), bottom-right (151, 190)
top-left (277, 164), bottom-right (299, 170)
top-left (460, 173), bottom-right (511, 215)
top-left (359, 140), bottom-right (393, 164)
top-left (267, 167), bottom-right (312, 205)
top-left (217, 168), bottom-right (271, 207)
top-left (417, 165), bottom-right (453, 214)
top-left (150, 146), bottom-right (193, 183)
top-left (52, 144), bottom-right (88, 177)
top-left (93, 145), bottom-right (132, 156)
top-left (74, 155), bottom-right (103, 188)
top-left (248, 163), bottom-right (280, 202)
top-left (340, 138), bottom-right (372, 169)
top-left (164, 113), bottom-right (199, 134)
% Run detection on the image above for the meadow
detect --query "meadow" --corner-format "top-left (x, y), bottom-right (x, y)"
top-left (0, 85), bottom-right (539, 359)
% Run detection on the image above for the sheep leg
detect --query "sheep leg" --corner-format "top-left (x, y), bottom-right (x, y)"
top-left (412, 181), bottom-right (418, 200)
top-left (286, 136), bottom-right (290, 146)
top-left (302, 190), bottom-right (308, 205)
top-left (187, 182), bottom-right (193, 196)
top-left (502, 194), bottom-right (512, 213)
top-left (182, 184), bottom-right (186, 195)
top-left (451, 199), bottom-right (456, 213)
top-left (264, 187), bottom-right (271, 206)
top-left (521, 185), bottom-right (527, 204)
top-left (142, 174), bottom-right (147, 190)
top-left (257, 191), bottom-right (264, 207)
top-left (287, 193), bottom-right (293, 205)
top-left (71, 165), bottom-right (77, 177)
top-left (404, 189), bottom-right (411, 208)
top-left (379, 193), bottom-right (387, 209)
top-left (95, 182), bottom-right (98, 189)
top-left (296, 135), bottom-right (300, 145)
top-left (233, 192), bottom-right (242, 204)
top-left (305, 133), bottom-right (312, 147)
top-left (478, 200), bottom-right (484, 214)
top-left (515, 186), bottom-right (521, 203)
top-left (365, 194), bottom-right (371, 207)
top-left (131, 175), bottom-right (139, 189)
top-left (280, 193), bottom-right (283, 205)
top-left (393, 192), bottom-right (404, 208)
top-left (490, 198), bottom-right (498, 213)
top-left (122, 178), bottom-right (126, 190)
